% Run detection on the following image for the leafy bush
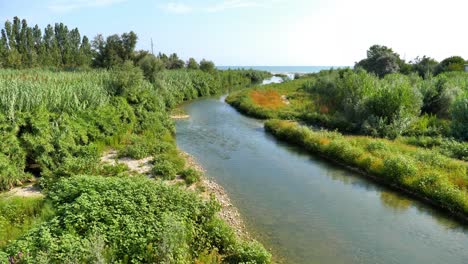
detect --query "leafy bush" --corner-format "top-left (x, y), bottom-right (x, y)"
top-left (2, 176), bottom-right (269, 263)
top-left (451, 96), bottom-right (468, 141)
top-left (180, 168), bottom-right (201, 185)
top-left (0, 196), bottom-right (54, 248)
top-left (152, 160), bottom-right (178, 180)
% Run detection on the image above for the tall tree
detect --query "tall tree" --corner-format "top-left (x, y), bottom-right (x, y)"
top-left (79, 35), bottom-right (92, 67)
top-left (167, 53), bottom-right (184, 69)
top-left (0, 30), bottom-right (7, 67)
top-left (200, 59), bottom-right (215, 73)
top-left (121, 31), bottom-right (137, 61)
top-left (355, 45), bottom-right (403, 77)
top-left (435, 56), bottom-right (465, 75)
top-left (12, 16), bottom-right (21, 50)
top-left (186, 58), bottom-right (199, 70)
top-left (411, 56), bottom-right (438, 78)
top-left (68, 28), bottom-right (81, 66)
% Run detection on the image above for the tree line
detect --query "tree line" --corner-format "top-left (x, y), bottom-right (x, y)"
top-left (0, 16), bottom-right (216, 71)
top-left (355, 45), bottom-right (467, 78)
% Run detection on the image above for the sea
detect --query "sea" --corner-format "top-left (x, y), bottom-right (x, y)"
top-left (216, 65), bottom-right (348, 74)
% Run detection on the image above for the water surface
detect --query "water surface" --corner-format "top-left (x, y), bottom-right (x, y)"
top-left (175, 96), bottom-right (468, 264)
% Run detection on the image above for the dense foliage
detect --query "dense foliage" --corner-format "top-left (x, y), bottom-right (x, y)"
top-left (356, 44), bottom-right (466, 78)
top-left (0, 17), bottom-right (93, 69)
top-left (1, 176), bottom-right (271, 263)
top-left (0, 195), bottom-right (53, 248)
top-left (229, 67), bottom-right (468, 141)
top-left (0, 65), bottom-right (271, 263)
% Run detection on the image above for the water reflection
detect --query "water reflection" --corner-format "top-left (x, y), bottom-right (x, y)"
top-left (379, 191), bottom-right (412, 212)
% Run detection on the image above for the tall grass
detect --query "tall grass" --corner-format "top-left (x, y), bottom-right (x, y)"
top-left (0, 70), bottom-right (110, 119)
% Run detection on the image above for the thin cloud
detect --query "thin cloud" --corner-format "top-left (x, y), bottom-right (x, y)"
top-left (162, 0), bottom-right (276, 14)
top-left (163, 3), bottom-right (193, 14)
top-left (204, 0), bottom-right (261, 13)
top-left (48, 0), bottom-right (127, 12)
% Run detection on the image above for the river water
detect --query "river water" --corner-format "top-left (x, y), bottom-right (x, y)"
top-left (175, 96), bottom-right (468, 264)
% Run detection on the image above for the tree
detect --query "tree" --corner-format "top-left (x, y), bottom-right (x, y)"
top-left (92, 32), bottom-right (138, 68)
top-left (451, 96), bottom-right (468, 140)
top-left (121, 31), bottom-right (137, 61)
top-left (79, 35), bottom-right (92, 67)
top-left (411, 56), bottom-right (438, 78)
top-left (435, 56), bottom-right (465, 75)
top-left (355, 45), bottom-right (403, 77)
top-left (0, 30), bottom-right (7, 67)
top-left (186, 57), bottom-right (199, 70)
top-left (43, 24), bottom-right (60, 66)
top-left (137, 54), bottom-right (165, 82)
top-left (68, 28), bottom-right (81, 66)
top-left (12, 16), bottom-right (21, 50)
top-left (199, 59), bottom-right (215, 73)
top-left (166, 53), bottom-right (184, 69)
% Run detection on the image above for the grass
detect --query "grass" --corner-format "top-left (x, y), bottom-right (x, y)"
top-left (0, 67), bottom-right (272, 263)
top-left (250, 90), bottom-right (286, 109)
top-left (265, 119), bottom-right (468, 218)
top-left (0, 69), bottom-right (110, 119)
top-left (0, 195), bottom-right (54, 248)
top-left (226, 78), bottom-right (314, 120)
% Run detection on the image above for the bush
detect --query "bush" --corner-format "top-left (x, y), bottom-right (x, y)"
top-left (152, 160), bottom-right (178, 180)
top-left (180, 168), bottom-right (201, 185)
top-left (2, 176), bottom-right (263, 263)
top-left (451, 96), bottom-right (468, 141)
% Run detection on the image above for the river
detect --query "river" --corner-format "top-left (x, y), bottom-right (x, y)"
top-left (175, 96), bottom-right (468, 264)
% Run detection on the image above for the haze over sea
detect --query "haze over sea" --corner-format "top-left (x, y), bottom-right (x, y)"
top-left (217, 66), bottom-right (348, 74)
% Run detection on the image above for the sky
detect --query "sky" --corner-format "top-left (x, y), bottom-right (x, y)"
top-left (0, 0), bottom-right (467, 66)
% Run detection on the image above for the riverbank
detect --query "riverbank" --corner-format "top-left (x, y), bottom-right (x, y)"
top-left (181, 151), bottom-right (251, 239)
top-left (100, 148), bottom-right (251, 239)
top-left (264, 119), bottom-right (468, 222)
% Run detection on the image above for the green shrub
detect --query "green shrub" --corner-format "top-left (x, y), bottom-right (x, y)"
top-left (224, 241), bottom-right (272, 264)
top-left (152, 160), bottom-right (178, 180)
top-left (451, 96), bottom-right (468, 141)
top-left (180, 168), bottom-right (201, 185)
top-left (2, 176), bottom-right (267, 263)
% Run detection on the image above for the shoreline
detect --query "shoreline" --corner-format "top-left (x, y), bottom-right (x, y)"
top-left (170, 114), bottom-right (190, 119)
top-left (100, 149), bottom-right (251, 239)
top-left (180, 151), bottom-right (251, 239)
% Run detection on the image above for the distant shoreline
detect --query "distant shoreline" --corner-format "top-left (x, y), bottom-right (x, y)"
top-left (217, 65), bottom-right (350, 74)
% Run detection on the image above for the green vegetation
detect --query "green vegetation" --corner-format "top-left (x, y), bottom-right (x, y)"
top-left (1, 176), bottom-right (271, 263)
top-left (0, 16), bottom-right (272, 262)
top-left (181, 168), bottom-right (202, 185)
top-left (264, 120), bottom-right (468, 217)
top-left (0, 195), bottom-right (54, 248)
top-left (227, 45), bottom-right (468, 221)
top-left (0, 65), bottom-right (271, 262)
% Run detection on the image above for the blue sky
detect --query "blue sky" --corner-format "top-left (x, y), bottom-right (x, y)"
top-left (1, 0), bottom-right (467, 66)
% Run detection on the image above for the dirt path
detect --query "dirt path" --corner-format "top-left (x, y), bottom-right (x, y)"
top-left (100, 150), bottom-right (152, 175)
top-left (5, 184), bottom-right (43, 198)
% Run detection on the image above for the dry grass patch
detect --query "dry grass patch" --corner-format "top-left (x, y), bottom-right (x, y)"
top-left (250, 90), bottom-right (286, 109)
